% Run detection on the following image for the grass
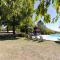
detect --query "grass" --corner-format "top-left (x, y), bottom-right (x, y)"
top-left (0, 37), bottom-right (60, 60)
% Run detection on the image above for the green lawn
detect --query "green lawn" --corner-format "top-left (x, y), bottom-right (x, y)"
top-left (0, 37), bottom-right (60, 60)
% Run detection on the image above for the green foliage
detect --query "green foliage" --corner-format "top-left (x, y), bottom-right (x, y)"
top-left (36, 0), bottom-right (51, 16)
top-left (44, 14), bottom-right (51, 23)
top-left (1, 0), bottom-right (34, 20)
top-left (0, 0), bottom-right (60, 34)
top-left (35, 15), bottom-right (39, 21)
top-left (1, 0), bottom-right (35, 34)
top-left (52, 0), bottom-right (60, 15)
top-left (35, 0), bottom-right (51, 23)
top-left (52, 15), bottom-right (59, 23)
top-left (36, 0), bottom-right (60, 23)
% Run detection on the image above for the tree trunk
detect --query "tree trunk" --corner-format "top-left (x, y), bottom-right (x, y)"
top-left (12, 24), bottom-right (15, 35)
top-left (12, 16), bottom-right (15, 35)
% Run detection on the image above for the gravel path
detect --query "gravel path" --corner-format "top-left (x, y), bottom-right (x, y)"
top-left (0, 37), bottom-right (60, 60)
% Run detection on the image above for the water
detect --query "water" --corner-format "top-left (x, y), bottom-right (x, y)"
top-left (41, 34), bottom-right (60, 41)
top-left (50, 34), bottom-right (60, 37)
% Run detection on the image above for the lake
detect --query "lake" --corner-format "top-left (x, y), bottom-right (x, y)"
top-left (41, 34), bottom-right (60, 41)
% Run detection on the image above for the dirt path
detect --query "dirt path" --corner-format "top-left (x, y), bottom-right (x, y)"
top-left (0, 37), bottom-right (60, 60)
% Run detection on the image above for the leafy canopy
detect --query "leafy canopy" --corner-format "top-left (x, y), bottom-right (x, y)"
top-left (0, 0), bottom-right (60, 24)
top-left (35, 0), bottom-right (60, 23)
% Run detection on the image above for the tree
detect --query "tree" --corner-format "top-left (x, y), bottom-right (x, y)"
top-left (1, 0), bottom-right (60, 35)
top-left (1, 0), bottom-right (35, 35)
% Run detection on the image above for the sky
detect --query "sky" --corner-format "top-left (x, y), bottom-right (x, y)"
top-left (33, 0), bottom-right (60, 32)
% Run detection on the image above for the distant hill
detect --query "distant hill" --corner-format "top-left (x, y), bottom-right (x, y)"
top-left (37, 20), bottom-right (56, 34)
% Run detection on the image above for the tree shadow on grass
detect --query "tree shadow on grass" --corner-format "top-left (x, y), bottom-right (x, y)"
top-left (0, 34), bottom-right (19, 41)
top-left (55, 41), bottom-right (60, 44)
